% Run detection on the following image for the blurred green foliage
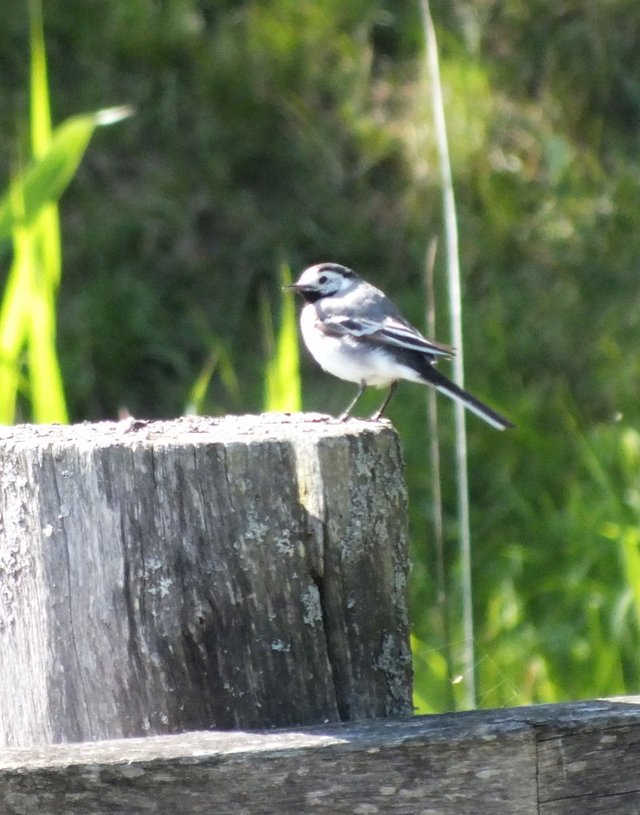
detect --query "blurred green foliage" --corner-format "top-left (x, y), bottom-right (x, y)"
top-left (2, 0), bottom-right (640, 710)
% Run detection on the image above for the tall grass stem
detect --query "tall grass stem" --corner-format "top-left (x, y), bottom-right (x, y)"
top-left (420, 0), bottom-right (475, 708)
top-left (263, 263), bottom-right (302, 413)
top-left (424, 237), bottom-right (456, 708)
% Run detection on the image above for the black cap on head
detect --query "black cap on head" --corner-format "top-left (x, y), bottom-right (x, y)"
top-left (315, 262), bottom-right (356, 278)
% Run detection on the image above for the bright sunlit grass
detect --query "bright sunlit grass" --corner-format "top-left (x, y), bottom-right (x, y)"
top-left (262, 263), bottom-right (302, 413)
top-left (0, 0), bottom-right (131, 424)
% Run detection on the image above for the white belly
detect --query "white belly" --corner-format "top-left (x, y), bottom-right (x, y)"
top-left (299, 305), bottom-right (423, 387)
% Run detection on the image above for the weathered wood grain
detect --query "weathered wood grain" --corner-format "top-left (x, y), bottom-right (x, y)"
top-left (0, 414), bottom-right (411, 747)
top-left (0, 711), bottom-right (538, 815)
top-left (3, 698), bottom-right (640, 815)
top-left (535, 697), bottom-right (640, 815)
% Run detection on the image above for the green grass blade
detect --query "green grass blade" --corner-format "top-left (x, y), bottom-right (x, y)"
top-left (27, 231), bottom-right (68, 423)
top-left (0, 104), bottom-right (130, 422)
top-left (28, 0), bottom-right (52, 158)
top-left (0, 166), bottom-right (68, 423)
top-left (618, 528), bottom-right (640, 634)
top-left (420, 0), bottom-right (475, 709)
top-left (185, 340), bottom-right (240, 415)
top-left (186, 351), bottom-right (221, 415)
top-left (263, 263), bottom-right (301, 413)
top-left (24, 0), bottom-right (67, 422)
top-left (0, 107), bottom-right (133, 244)
top-left (0, 0), bottom-right (131, 424)
top-left (0, 182), bottom-right (32, 424)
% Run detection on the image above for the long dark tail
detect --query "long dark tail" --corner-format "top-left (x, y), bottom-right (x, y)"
top-left (422, 365), bottom-right (514, 431)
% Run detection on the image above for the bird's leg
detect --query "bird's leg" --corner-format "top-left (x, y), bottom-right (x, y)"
top-left (371, 381), bottom-right (398, 421)
top-left (339, 382), bottom-right (367, 421)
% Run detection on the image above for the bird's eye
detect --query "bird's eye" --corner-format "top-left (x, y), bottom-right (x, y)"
top-left (319, 275), bottom-right (328, 284)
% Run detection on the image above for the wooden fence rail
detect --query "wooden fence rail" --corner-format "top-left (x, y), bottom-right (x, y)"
top-left (2, 697), bottom-right (640, 814)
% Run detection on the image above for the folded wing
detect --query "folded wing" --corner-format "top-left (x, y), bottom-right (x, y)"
top-left (319, 314), bottom-right (454, 358)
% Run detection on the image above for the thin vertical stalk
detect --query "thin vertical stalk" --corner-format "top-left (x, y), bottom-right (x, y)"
top-left (424, 237), bottom-right (456, 709)
top-left (420, 0), bottom-right (475, 708)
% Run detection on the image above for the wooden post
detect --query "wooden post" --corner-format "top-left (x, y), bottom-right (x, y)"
top-left (0, 413), bottom-right (411, 747)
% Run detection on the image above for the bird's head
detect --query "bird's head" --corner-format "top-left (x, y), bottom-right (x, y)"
top-left (286, 263), bottom-right (358, 303)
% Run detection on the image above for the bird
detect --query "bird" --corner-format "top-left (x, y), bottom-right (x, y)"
top-left (287, 262), bottom-right (514, 430)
